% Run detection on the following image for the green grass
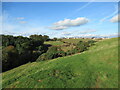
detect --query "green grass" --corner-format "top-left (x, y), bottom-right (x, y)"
top-left (62, 38), bottom-right (92, 44)
top-left (44, 41), bottom-right (64, 46)
top-left (2, 38), bottom-right (118, 88)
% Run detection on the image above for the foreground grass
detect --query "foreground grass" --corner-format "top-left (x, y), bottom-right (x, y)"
top-left (2, 38), bottom-right (118, 88)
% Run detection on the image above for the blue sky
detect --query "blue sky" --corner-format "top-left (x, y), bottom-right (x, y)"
top-left (2, 2), bottom-right (119, 38)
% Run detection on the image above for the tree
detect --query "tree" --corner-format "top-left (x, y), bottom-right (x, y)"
top-left (2, 46), bottom-right (19, 71)
top-left (43, 35), bottom-right (49, 41)
top-left (53, 38), bottom-right (57, 41)
top-left (2, 34), bottom-right (48, 72)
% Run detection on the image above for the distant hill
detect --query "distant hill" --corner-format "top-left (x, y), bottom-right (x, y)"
top-left (2, 38), bottom-right (118, 88)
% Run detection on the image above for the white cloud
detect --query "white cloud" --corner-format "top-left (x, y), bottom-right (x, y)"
top-left (69, 33), bottom-right (118, 38)
top-left (16, 17), bottom-right (25, 20)
top-left (78, 29), bottom-right (96, 34)
top-left (49, 17), bottom-right (89, 30)
top-left (100, 33), bottom-right (118, 37)
top-left (54, 17), bottom-right (89, 27)
top-left (60, 29), bottom-right (96, 37)
top-left (3, 24), bottom-right (19, 33)
top-left (15, 17), bottom-right (27, 24)
top-left (100, 5), bottom-right (118, 22)
top-left (61, 32), bottom-right (72, 35)
top-left (49, 26), bottom-right (68, 30)
top-left (100, 10), bottom-right (118, 22)
top-left (19, 21), bottom-right (27, 24)
top-left (2, 22), bottom-right (47, 36)
top-left (110, 14), bottom-right (120, 23)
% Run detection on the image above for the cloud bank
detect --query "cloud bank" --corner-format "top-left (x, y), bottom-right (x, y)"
top-left (67, 33), bottom-right (118, 38)
top-left (49, 17), bottom-right (89, 30)
top-left (110, 14), bottom-right (120, 23)
top-left (78, 29), bottom-right (96, 34)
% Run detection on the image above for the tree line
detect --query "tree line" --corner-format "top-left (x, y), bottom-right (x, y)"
top-left (1, 34), bottom-right (49, 72)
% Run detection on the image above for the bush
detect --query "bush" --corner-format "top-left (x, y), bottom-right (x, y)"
top-left (36, 46), bottom-right (66, 61)
top-left (75, 40), bottom-right (96, 53)
top-left (66, 51), bottom-right (72, 55)
top-left (88, 40), bottom-right (96, 46)
top-left (76, 41), bottom-right (87, 52)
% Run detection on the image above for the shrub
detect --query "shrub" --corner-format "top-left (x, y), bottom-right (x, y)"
top-left (36, 46), bottom-right (66, 61)
top-left (76, 41), bottom-right (87, 52)
top-left (88, 40), bottom-right (96, 46)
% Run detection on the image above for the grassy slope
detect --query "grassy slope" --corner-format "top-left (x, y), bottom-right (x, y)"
top-left (62, 38), bottom-right (92, 44)
top-left (44, 41), bottom-right (64, 46)
top-left (2, 38), bottom-right (118, 88)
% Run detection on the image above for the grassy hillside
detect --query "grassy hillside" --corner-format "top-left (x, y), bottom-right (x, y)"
top-left (44, 41), bottom-right (64, 46)
top-left (62, 38), bottom-right (92, 44)
top-left (2, 38), bottom-right (118, 88)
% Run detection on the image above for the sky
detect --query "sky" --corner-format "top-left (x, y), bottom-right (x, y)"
top-left (1, 2), bottom-right (119, 38)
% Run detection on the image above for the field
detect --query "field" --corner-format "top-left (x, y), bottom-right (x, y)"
top-left (62, 38), bottom-right (93, 44)
top-left (2, 38), bottom-right (118, 88)
top-left (44, 41), bottom-right (64, 46)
